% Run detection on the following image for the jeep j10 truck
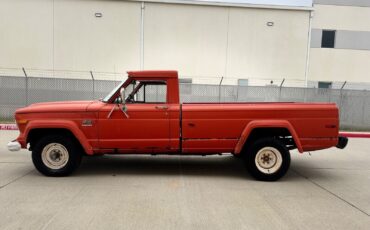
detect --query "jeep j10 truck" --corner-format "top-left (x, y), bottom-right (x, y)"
top-left (8, 70), bottom-right (348, 181)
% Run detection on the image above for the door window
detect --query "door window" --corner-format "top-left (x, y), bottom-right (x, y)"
top-left (126, 81), bottom-right (167, 104)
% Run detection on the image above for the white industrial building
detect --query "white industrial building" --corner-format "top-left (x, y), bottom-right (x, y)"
top-left (0, 0), bottom-right (369, 89)
top-left (310, 0), bottom-right (370, 89)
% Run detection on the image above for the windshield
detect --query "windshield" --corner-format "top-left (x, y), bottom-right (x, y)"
top-left (102, 80), bottom-right (126, 102)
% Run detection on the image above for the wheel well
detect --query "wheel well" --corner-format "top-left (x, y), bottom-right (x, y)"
top-left (27, 128), bottom-right (84, 153)
top-left (242, 128), bottom-right (296, 153)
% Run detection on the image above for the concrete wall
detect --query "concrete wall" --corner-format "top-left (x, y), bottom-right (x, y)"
top-left (309, 49), bottom-right (370, 82)
top-left (312, 4), bottom-right (370, 31)
top-left (309, 4), bottom-right (370, 85)
top-left (143, 3), bottom-right (229, 82)
top-left (0, 0), bottom-right (54, 70)
top-left (0, 0), bottom-right (310, 86)
top-left (2, 0), bottom-right (370, 88)
top-left (225, 7), bottom-right (309, 86)
top-left (0, 0), bottom-right (141, 76)
top-left (53, 0), bottom-right (141, 73)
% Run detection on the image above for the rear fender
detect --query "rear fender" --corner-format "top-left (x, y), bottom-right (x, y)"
top-left (234, 120), bottom-right (303, 154)
top-left (22, 120), bottom-right (93, 155)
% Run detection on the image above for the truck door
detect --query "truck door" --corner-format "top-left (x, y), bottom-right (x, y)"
top-left (98, 81), bottom-right (170, 153)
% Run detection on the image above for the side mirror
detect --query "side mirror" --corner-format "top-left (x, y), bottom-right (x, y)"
top-left (120, 88), bottom-right (125, 105)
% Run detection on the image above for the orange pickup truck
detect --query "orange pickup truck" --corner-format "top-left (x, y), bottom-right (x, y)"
top-left (8, 70), bottom-right (348, 181)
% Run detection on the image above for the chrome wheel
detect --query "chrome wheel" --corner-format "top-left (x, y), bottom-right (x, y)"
top-left (41, 143), bottom-right (69, 170)
top-left (255, 147), bottom-right (282, 174)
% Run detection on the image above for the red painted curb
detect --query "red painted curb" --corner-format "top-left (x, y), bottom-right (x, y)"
top-left (0, 124), bottom-right (18, 130)
top-left (339, 132), bottom-right (370, 138)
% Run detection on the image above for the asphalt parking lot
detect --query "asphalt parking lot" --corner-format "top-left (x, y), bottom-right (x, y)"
top-left (0, 130), bottom-right (369, 229)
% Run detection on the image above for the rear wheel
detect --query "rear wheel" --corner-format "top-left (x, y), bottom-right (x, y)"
top-left (32, 135), bottom-right (82, 176)
top-left (244, 138), bottom-right (290, 181)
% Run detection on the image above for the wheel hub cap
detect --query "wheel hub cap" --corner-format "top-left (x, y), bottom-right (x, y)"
top-left (41, 143), bottom-right (69, 170)
top-left (255, 147), bottom-right (283, 174)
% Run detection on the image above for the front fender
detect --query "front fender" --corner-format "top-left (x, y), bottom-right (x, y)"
top-left (234, 120), bottom-right (303, 154)
top-left (20, 120), bottom-right (93, 155)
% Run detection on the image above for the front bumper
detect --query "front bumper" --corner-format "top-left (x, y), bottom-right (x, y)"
top-left (336, 136), bottom-right (348, 149)
top-left (7, 140), bottom-right (21, 151)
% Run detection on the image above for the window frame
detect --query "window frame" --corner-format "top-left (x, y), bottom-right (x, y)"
top-left (126, 80), bottom-right (167, 104)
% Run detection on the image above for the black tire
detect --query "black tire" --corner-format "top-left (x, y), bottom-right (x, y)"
top-left (231, 153), bottom-right (242, 158)
top-left (32, 135), bottom-right (82, 176)
top-left (243, 137), bottom-right (290, 181)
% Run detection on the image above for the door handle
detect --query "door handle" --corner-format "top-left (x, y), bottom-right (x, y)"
top-left (155, 105), bottom-right (169, 110)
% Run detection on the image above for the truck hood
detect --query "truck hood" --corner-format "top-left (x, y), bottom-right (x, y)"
top-left (16, 100), bottom-right (96, 114)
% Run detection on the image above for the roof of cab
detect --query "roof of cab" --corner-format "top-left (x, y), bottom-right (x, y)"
top-left (127, 70), bottom-right (178, 78)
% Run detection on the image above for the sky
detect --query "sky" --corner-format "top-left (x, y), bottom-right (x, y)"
top-left (195, 0), bottom-right (313, 7)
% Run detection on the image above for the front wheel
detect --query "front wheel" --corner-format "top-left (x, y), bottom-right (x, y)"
top-left (244, 138), bottom-right (290, 181)
top-left (32, 135), bottom-right (82, 176)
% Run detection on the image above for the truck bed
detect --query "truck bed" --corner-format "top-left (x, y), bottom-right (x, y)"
top-left (181, 102), bottom-right (339, 153)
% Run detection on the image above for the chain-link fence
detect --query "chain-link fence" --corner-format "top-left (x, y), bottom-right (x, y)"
top-left (1, 72), bottom-right (369, 130)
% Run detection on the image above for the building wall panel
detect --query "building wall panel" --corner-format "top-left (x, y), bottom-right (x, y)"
top-left (226, 8), bottom-right (309, 83)
top-left (309, 48), bottom-right (370, 82)
top-left (313, 5), bottom-right (370, 31)
top-left (143, 3), bottom-right (229, 78)
top-left (0, 0), bottom-right (53, 69)
top-left (53, 0), bottom-right (141, 72)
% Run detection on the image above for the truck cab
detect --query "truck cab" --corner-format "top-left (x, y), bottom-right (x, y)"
top-left (97, 70), bottom-right (181, 153)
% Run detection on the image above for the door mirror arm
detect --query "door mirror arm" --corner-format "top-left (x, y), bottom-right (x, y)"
top-left (107, 103), bottom-right (117, 119)
top-left (107, 88), bottom-right (130, 119)
top-left (120, 88), bottom-right (129, 118)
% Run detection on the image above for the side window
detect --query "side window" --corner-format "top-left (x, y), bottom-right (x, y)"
top-left (238, 79), bottom-right (249, 86)
top-left (140, 84), bottom-right (167, 103)
top-left (318, 81), bottom-right (332, 89)
top-left (114, 81), bottom-right (135, 104)
top-left (127, 81), bottom-right (167, 104)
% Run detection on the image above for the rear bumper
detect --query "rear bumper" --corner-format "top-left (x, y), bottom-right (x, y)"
top-left (7, 140), bottom-right (21, 151)
top-left (336, 136), bottom-right (348, 149)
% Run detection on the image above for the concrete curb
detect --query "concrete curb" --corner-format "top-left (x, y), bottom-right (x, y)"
top-left (1, 124), bottom-right (370, 138)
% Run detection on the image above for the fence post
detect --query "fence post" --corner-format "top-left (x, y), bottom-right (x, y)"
top-left (339, 81), bottom-right (347, 120)
top-left (236, 85), bottom-right (239, 102)
top-left (218, 77), bottom-right (224, 102)
top-left (22, 67), bottom-right (28, 106)
top-left (362, 93), bottom-right (366, 128)
top-left (90, 71), bottom-right (95, 99)
top-left (278, 79), bottom-right (285, 102)
top-left (303, 87), bottom-right (307, 102)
